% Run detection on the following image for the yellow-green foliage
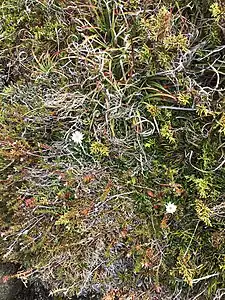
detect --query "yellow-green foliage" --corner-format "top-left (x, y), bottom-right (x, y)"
top-left (177, 92), bottom-right (192, 105)
top-left (160, 123), bottom-right (176, 143)
top-left (219, 256), bottom-right (225, 271)
top-left (141, 7), bottom-right (172, 42)
top-left (188, 176), bottom-right (212, 198)
top-left (218, 113), bottom-right (225, 135)
top-left (195, 199), bottom-right (212, 227)
top-left (176, 253), bottom-right (196, 286)
top-left (146, 104), bottom-right (159, 117)
top-left (209, 2), bottom-right (224, 21)
top-left (139, 6), bottom-right (188, 71)
top-left (196, 104), bottom-right (214, 117)
top-left (90, 141), bottom-right (109, 157)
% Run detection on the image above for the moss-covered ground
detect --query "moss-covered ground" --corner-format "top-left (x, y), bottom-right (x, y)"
top-left (0, 0), bottom-right (225, 299)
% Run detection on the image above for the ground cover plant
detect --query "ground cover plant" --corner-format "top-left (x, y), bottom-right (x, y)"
top-left (0, 0), bottom-right (225, 299)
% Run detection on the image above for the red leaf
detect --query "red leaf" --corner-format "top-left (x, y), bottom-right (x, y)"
top-left (25, 198), bottom-right (35, 208)
top-left (147, 190), bottom-right (155, 198)
top-left (2, 276), bottom-right (9, 283)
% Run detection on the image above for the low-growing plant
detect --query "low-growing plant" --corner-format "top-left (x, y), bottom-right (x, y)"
top-left (0, 0), bottom-right (225, 299)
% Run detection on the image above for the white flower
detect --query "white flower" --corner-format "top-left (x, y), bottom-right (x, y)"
top-left (22, 230), bottom-right (29, 235)
top-left (71, 131), bottom-right (84, 144)
top-left (165, 202), bottom-right (177, 214)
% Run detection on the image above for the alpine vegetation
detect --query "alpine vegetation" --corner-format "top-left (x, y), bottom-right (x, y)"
top-left (0, 0), bottom-right (225, 299)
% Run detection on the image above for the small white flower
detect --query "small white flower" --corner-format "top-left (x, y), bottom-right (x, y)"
top-left (22, 230), bottom-right (29, 235)
top-left (165, 202), bottom-right (177, 214)
top-left (71, 131), bottom-right (84, 144)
